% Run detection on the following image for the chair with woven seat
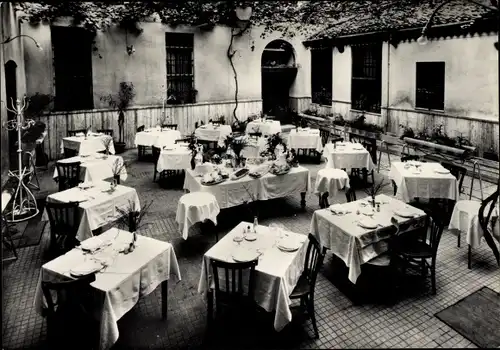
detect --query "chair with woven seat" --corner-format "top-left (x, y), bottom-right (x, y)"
top-left (345, 187), bottom-right (357, 202)
top-left (67, 129), bottom-right (87, 137)
top-left (55, 161), bottom-right (81, 192)
top-left (209, 259), bottom-right (258, 326)
top-left (97, 129), bottom-right (114, 137)
top-left (161, 123), bottom-right (178, 130)
top-left (42, 273), bottom-right (99, 348)
top-left (45, 201), bottom-right (80, 257)
top-left (289, 234), bottom-right (327, 339)
top-left (390, 213), bottom-right (445, 295)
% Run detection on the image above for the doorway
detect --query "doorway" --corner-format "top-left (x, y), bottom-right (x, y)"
top-left (5, 60), bottom-right (18, 169)
top-left (261, 40), bottom-right (297, 124)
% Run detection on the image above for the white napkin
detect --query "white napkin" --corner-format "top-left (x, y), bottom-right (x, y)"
top-left (329, 204), bottom-right (349, 215)
top-left (76, 132), bottom-right (85, 137)
top-left (80, 237), bottom-right (111, 252)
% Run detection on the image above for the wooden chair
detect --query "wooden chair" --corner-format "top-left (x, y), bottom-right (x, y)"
top-left (345, 188), bottom-right (356, 202)
top-left (161, 124), bottom-right (178, 130)
top-left (209, 259), bottom-right (258, 324)
top-left (2, 213), bottom-right (18, 262)
top-left (136, 125), bottom-right (147, 160)
top-left (390, 214), bottom-right (445, 295)
top-left (97, 129), bottom-right (113, 137)
top-left (41, 274), bottom-right (99, 348)
top-left (45, 201), bottom-right (81, 257)
top-left (319, 128), bottom-right (331, 147)
top-left (478, 187), bottom-right (500, 267)
top-left (67, 129), bottom-right (87, 137)
top-left (289, 234), bottom-right (327, 339)
top-left (55, 161), bottom-right (81, 192)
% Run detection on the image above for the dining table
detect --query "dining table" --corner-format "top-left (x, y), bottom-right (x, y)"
top-left (198, 221), bottom-right (308, 331)
top-left (53, 153), bottom-right (128, 183)
top-left (310, 193), bottom-right (427, 283)
top-left (60, 133), bottom-right (115, 155)
top-left (194, 123), bottom-right (232, 142)
top-left (134, 128), bottom-right (182, 148)
top-left (157, 144), bottom-right (192, 172)
top-left (42, 181), bottom-right (141, 241)
top-left (322, 141), bottom-right (375, 170)
top-left (286, 128), bottom-right (323, 153)
top-left (388, 161), bottom-right (459, 202)
top-left (34, 228), bottom-right (181, 350)
top-left (183, 163), bottom-right (311, 209)
top-left (246, 119), bottom-right (281, 136)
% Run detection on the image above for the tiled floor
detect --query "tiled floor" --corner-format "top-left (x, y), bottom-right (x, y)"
top-left (2, 148), bottom-right (499, 349)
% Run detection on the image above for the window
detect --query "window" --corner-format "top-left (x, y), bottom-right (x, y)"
top-left (165, 33), bottom-right (195, 105)
top-left (415, 62), bottom-right (445, 110)
top-left (51, 26), bottom-right (94, 111)
top-left (311, 48), bottom-right (332, 105)
top-left (351, 43), bottom-right (382, 113)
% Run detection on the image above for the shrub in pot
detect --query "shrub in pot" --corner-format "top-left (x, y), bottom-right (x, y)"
top-left (100, 82), bottom-right (136, 154)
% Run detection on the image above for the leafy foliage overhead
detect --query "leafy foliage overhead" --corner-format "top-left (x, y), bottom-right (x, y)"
top-left (19, 1), bottom-right (498, 39)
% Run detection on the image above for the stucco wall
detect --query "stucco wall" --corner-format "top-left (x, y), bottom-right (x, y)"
top-left (22, 20), bottom-right (310, 112)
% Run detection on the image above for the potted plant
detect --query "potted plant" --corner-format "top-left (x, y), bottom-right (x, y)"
top-left (111, 158), bottom-right (127, 184)
top-left (100, 82), bottom-right (136, 154)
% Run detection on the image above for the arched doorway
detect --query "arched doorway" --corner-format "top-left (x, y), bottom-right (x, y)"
top-left (261, 40), bottom-right (297, 124)
top-left (5, 60), bottom-right (18, 169)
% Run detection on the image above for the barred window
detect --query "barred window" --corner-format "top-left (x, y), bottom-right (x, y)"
top-left (52, 26), bottom-right (94, 111)
top-left (165, 33), bottom-right (195, 105)
top-left (416, 62), bottom-right (445, 110)
top-left (311, 48), bottom-right (332, 105)
top-left (351, 43), bottom-right (382, 114)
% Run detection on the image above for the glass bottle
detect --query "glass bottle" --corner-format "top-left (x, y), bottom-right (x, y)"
top-left (253, 216), bottom-right (258, 233)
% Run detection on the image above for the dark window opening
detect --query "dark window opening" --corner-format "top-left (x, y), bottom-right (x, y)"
top-left (311, 48), bottom-right (332, 105)
top-left (165, 33), bottom-right (195, 105)
top-left (351, 43), bottom-right (382, 114)
top-left (51, 26), bottom-right (94, 111)
top-left (416, 62), bottom-right (445, 110)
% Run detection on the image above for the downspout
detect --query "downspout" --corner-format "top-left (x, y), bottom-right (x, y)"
top-left (385, 37), bottom-right (391, 133)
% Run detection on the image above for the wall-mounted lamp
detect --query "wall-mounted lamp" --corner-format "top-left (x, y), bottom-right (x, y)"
top-left (1, 34), bottom-right (43, 50)
top-left (126, 45), bottom-right (135, 55)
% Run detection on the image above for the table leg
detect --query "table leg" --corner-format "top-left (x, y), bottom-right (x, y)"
top-left (300, 192), bottom-right (306, 210)
top-left (161, 280), bottom-right (168, 320)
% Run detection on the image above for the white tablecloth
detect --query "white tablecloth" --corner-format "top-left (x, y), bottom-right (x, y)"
top-left (34, 228), bottom-right (181, 350)
top-left (53, 153), bottom-right (128, 183)
top-left (198, 221), bottom-right (308, 331)
top-left (388, 162), bottom-right (459, 202)
top-left (286, 128), bottom-right (323, 152)
top-left (314, 168), bottom-right (350, 201)
top-left (157, 146), bottom-right (192, 171)
top-left (194, 124), bottom-right (232, 142)
top-left (449, 200), bottom-right (500, 248)
top-left (310, 194), bottom-right (426, 283)
top-left (176, 192), bottom-right (220, 239)
top-left (322, 142), bottom-right (374, 170)
top-left (183, 164), bottom-right (311, 209)
top-left (246, 120), bottom-right (281, 136)
top-left (134, 129), bottom-right (181, 148)
top-left (61, 135), bottom-right (115, 155)
top-left (43, 181), bottom-right (141, 241)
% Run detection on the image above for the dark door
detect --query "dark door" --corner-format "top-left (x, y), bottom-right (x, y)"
top-left (5, 60), bottom-right (18, 169)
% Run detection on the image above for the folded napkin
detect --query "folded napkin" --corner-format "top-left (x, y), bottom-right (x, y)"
top-left (80, 237), bottom-right (112, 253)
top-left (329, 204), bottom-right (349, 215)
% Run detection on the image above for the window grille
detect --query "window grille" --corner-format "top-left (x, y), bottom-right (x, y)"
top-left (51, 26), bottom-right (94, 111)
top-left (165, 33), bottom-right (195, 105)
top-left (351, 43), bottom-right (382, 114)
top-left (416, 62), bottom-right (445, 110)
top-left (311, 48), bottom-right (333, 105)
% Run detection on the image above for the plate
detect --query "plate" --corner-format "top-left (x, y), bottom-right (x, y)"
top-left (70, 260), bottom-right (103, 277)
top-left (358, 218), bottom-right (378, 229)
top-left (329, 205), bottom-right (346, 215)
top-left (232, 249), bottom-right (259, 262)
top-left (233, 235), bottom-right (243, 243)
top-left (394, 209), bottom-right (417, 218)
top-left (78, 182), bottom-right (93, 190)
top-left (201, 177), bottom-right (226, 186)
top-left (270, 167), bottom-right (291, 176)
top-left (277, 239), bottom-right (301, 252)
top-left (434, 169), bottom-right (450, 174)
top-left (244, 233), bottom-right (257, 241)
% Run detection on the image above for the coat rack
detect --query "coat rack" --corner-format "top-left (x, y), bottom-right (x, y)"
top-left (2, 97), bottom-right (39, 223)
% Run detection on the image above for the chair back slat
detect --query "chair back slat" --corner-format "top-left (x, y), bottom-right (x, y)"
top-left (478, 187), bottom-right (500, 265)
top-left (424, 214), bottom-right (444, 258)
top-left (211, 259), bottom-right (258, 304)
top-left (161, 124), bottom-right (178, 130)
top-left (345, 188), bottom-right (356, 202)
top-left (56, 161), bottom-right (81, 191)
top-left (303, 234), bottom-right (327, 294)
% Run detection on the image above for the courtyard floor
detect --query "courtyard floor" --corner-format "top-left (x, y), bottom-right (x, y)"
top-left (2, 147), bottom-right (499, 349)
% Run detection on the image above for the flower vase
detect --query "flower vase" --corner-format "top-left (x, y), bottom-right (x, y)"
top-left (371, 196), bottom-right (376, 208)
top-left (190, 156), bottom-right (196, 170)
top-left (113, 174), bottom-right (120, 185)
